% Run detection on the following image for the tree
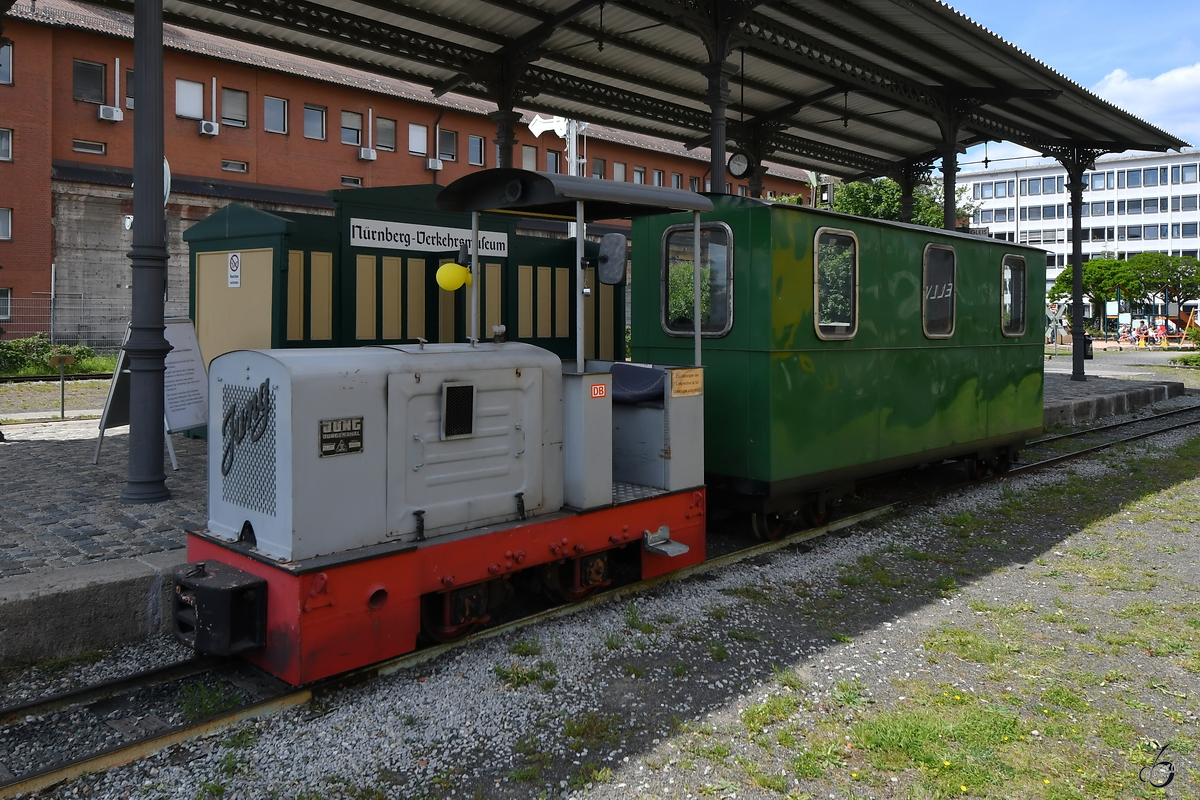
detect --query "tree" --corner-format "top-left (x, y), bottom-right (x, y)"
top-left (1050, 253), bottom-right (1200, 321)
top-left (798, 177), bottom-right (979, 229)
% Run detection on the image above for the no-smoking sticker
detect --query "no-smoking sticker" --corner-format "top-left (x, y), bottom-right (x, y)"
top-left (228, 252), bottom-right (242, 288)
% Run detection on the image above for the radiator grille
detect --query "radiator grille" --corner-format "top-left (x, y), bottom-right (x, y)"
top-left (220, 381), bottom-right (278, 516)
top-left (442, 383), bottom-right (475, 439)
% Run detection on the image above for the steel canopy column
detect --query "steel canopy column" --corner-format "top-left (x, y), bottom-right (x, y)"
top-left (893, 161), bottom-right (931, 225)
top-left (940, 136), bottom-right (958, 231)
top-left (122, 0), bottom-right (170, 504)
top-left (1046, 144), bottom-right (1104, 382)
top-left (489, 110), bottom-right (522, 169)
top-left (701, 62), bottom-right (735, 194)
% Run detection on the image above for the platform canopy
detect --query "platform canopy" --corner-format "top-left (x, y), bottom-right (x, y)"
top-left (72, 0), bottom-right (1190, 183)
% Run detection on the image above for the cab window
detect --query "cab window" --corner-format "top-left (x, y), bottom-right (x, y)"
top-left (1002, 255), bottom-right (1027, 336)
top-left (815, 228), bottom-right (857, 339)
top-left (923, 244), bottom-right (955, 338)
top-left (661, 222), bottom-right (733, 337)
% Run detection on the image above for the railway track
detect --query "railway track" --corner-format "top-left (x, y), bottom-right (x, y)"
top-left (4, 400), bottom-right (1199, 799)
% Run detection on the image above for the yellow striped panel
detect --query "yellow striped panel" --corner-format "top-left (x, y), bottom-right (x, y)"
top-left (286, 250), bottom-right (304, 341)
top-left (518, 265), bottom-right (533, 339)
top-left (536, 266), bottom-right (552, 339)
top-left (554, 267), bottom-right (570, 338)
top-left (309, 251), bottom-right (333, 341)
top-left (356, 254), bottom-right (377, 340)
top-left (600, 282), bottom-right (614, 360)
top-left (406, 258), bottom-right (425, 340)
top-left (382, 256), bottom-right (402, 340)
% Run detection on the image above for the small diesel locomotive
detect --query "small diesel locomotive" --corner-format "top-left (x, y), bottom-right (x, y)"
top-left (174, 173), bottom-right (712, 685)
top-left (174, 169), bottom-right (1046, 683)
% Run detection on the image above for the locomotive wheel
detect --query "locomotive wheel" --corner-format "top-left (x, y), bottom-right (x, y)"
top-left (993, 454), bottom-right (1013, 474)
top-left (750, 512), bottom-right (794, 541)
top-left (420, 585), bottom-right (491, 643)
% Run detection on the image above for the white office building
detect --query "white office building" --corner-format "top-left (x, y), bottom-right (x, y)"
top-left (961, 150), bottom-right (1200, 292)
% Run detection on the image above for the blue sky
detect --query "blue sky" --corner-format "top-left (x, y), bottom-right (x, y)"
top-left (948, 0), bottom-right (1200, 166)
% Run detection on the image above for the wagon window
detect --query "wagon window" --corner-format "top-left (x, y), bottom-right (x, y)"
top-left (815, 229), bottom-right (857, 339)
top-left (661, 223), bottom-right (733, 337)
top-left (1002, 255), bottom-right (1027, 337)
top-left (923, 245), bottom-right (956, 338)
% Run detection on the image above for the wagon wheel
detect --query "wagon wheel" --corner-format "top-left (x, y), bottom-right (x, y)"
top-left (750, 512), bottom-right (794, 541)
top-left (993, 453), bottom-right (1013, 474)
top-left (964, 457), bottom-right (989, 481)
top-left (801, 500), bottom-right (832, 528)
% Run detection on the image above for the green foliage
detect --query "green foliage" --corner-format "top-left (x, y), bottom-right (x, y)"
top-left (0, 333), bottom-right (98, 374)
top-left (816, 236), bottom-right (855, 327)
top-left (179, 681), bottom-right (243, 722)
top-left (1049, 252), bottom-right (1200, 317)
top-left (821, 177), bottom-right (978, 229)
top-left (665, 259), bottom-right (712, 328)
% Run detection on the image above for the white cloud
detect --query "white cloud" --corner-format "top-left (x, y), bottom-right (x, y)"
top-left (1092, 63), bottom-right (1200, 147)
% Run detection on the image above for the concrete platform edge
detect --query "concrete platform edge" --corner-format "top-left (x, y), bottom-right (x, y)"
top-left (1043, 381), bottom-right (1186, 429)
top-left (0, 549), bottom-right (187, 667)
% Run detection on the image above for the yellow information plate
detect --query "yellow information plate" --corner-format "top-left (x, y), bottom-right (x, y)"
top-left (670, 368), bottom-right (703, 397)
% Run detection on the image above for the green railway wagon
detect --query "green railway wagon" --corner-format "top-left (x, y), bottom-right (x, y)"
top-left (629, 196), bottom-right (1046, 537)
top-left (185, 186), bottom-right (625, 367)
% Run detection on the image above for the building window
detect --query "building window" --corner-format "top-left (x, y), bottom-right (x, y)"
top-left (218, 88), bottom-right (247, 128)
top-left (1183, 164), bottom-right (1199, 184)
top-left (1184, 222), bottom-right (1198, 238)
top-left (1173, 165), bottom-right (1181, 185)
top-left (1144, 225), bottom-right (1159, 240)
top-left (0, 44), bottom-right (11, 85)
top-left (1091, 202), bottom-right (1104, 216)
top-left (1001, 256), bottom-right (1026, 337)
top-left (304, 105), bottom-right (326, 140)
top-left (1127, 170), bottom-right (1142, 188)
top-left (341, 111), bottom-right (362, 146)
top-left (522, 145), bottom-right (537, 170)
top-left (1128, 199), bottom-right (1142, 215)
top-left (125, 69), bottom-right (134, 109)
top-left (613, 162), bottom-right (626, 182)
top-left (981, 210), bottom-right (993, 223)
top-left (1027, 179), bottom-right (1040, 196)
top-left (1019, 179), bottom-right (1027, 196)
top-left (815, 228), bottom-right (857, 340)
top-left (672, 173), bottom-right (683, 189)
top-left (0, 207), bottom-right (10, 240)
top-left (995, 181), bottom-right (1007, 199)
top-left (1128, 225), bottom-right (1143, 240)
top-left (0, 287), bottom-right (9, 320)
top-left (341, 176), bottom-right (363, 187)
top-left (653, 169), bottom-right (664, 187)
top-left (546, 150), bottom-right (560, 173)
top-left (468, 134), bottom-right (484, 166)
top-left (175, 79), bottom-right (203, 119)
top-left (264, 97), bottom-right (287, 134)
top-left (377, 118), bottom-right (396, 151)
top-left (438, 129), bottom-right (457, 161)
top-left (1118, 171), bottom-right (1125, 189)
top-left (73, 60), bottom-right (105, 103)
top-left (1029, 206), bottom-right (1041, 221)
top-left (1143, 168), bottom-right (1158, 187)
top-left (980, 182), bottom-right (993, 199)
top-left (1090, 173), bottom-right (1104, 191)
top-left (0, 128), bottom-right (10, 161)
top-left (1145, 198), bottom-right (1160, 213)
top-left (221, 159), bottom-right (248, 173)
top-left (71, 139), bottom-right (106, 155)
top-left (1057, 176), bottom-right (1065, 193)
top-left (737, 185), bottom-right (747, 196)
top-left (662, 222), bottom-right (733, 338)
top-left (690, 176), bottom-right (700, 192)
top-left (633, 166), bottom-right (645, 185)
top-left (592, 157), bottom-right (605, 179)
top-left (1183, 195), bottom-right (1199, 212)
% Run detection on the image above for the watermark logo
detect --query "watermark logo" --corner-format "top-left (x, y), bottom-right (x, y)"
top-left (1138, 741), bottom-right (1175, 788)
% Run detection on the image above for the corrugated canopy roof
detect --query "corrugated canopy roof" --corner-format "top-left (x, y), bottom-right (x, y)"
top-left (66, 0), bottom-right (1191, 180)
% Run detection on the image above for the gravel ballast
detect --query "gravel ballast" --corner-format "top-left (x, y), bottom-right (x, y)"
top-left (6, 405), bottom-right (1200, 799)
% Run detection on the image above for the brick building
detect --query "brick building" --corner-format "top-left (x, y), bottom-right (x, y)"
top-left (0, 0), bottom-right (811, 341)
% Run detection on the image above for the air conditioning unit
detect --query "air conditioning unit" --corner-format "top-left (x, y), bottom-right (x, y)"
top-left (98, 105), bottom-right (124, 122)
top-left (357, 147), bottom-right (377, 162)
top-left (425, 158), bottom-right (443, 171)
top-left (199, 120), bottom-right (220, 137)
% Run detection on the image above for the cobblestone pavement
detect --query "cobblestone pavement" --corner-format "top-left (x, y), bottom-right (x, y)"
top-left (0, 422), bottom-right (204, 579)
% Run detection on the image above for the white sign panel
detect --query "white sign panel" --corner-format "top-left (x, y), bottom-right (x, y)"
top-left (350, 218), bottom-right (508, 257)
top-left (163, 319), bottom-right (209, 433)
top-left (227, 252), bottom-right (241, 288)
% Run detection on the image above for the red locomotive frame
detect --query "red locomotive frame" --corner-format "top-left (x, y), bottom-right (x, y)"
top-left (184, 489), bottom-right (705, 685)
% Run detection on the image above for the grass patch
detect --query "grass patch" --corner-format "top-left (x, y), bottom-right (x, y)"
top-left (707, 641), bottom-right (729, 662)
top-left (624, 602), bottom-right (654, 634)
top-left (563, 712), bottom-right (619, 747)
top-left (742, 694), bottom-right (798, 733)
top-left (508, 638), bottom-right (542, 656)
top-left (179, 681), bottom-right (244, 722)
top-left (924, 626), bottom-right (1015, 664)
top-left (495, 660), bottom-right (556, 690)
top-left (720, 586), bottom-right (774, 605)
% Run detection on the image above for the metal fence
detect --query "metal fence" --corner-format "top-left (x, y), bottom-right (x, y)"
top-left (0, 298), bottom-right (189, 350)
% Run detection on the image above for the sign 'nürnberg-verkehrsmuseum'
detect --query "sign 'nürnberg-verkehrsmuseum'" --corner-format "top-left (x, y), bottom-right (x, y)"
top-left (350, 218), bottom-right (509, 257)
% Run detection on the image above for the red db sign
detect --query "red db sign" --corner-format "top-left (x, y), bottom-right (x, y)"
top-left (591, 384), bottom-right (606, 399)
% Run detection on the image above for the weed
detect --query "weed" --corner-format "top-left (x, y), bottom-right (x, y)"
top-left (495, 661), bottom-right (555, 690)
top-left (179, 681), bottom-right (243, 722)
top-left (625, 602), bottom-right (654, 634)
top-left (706, 606), bottom-right (729, 620)
top-left (218, 751), bottom-right (240, 778)
top-left (743, 695), bottom-right (799, 732)
top-left (671, 661), bottom-right (688, 679)
top-left (194, 782), bottom-right (226, 800)
top-left (223, 726), bottom-right (258, 749)
top-left (623, 663), bottom-right (645, 678)
top-left (729, 628), bottom-right (763, 642)
top-left (691, 741), bottom-right (731, 761)
top-left (570, 763), bottom-right (613, 788)
top-left (832, 633), bottom-right (852, 643)
top-left (934, 575), bottom-right (958, 597)
top-left (832, 678), bottom-right (869, 708)
top-left (791, 742), bottom-right (844, 778)
top-left (721, 586), bottom-right (775, 605)
top-left (773, 665), bottom-right (807, 691)
top-left (657, 614), bottom-right (679, 624)
top-left (924, 626), bottom-right (1015, 664)
top-left (508, 638), bottom-right (542, 656)
top-left (603, 632), bottom-right (622, 650)
top-left (563, 712), bottom-right (619, 747)
top-left (708, 641), bottom-right (729, 662)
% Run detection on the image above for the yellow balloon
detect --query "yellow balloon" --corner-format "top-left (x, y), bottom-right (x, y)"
top-left (436, 263), bottom-right (472, 291)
